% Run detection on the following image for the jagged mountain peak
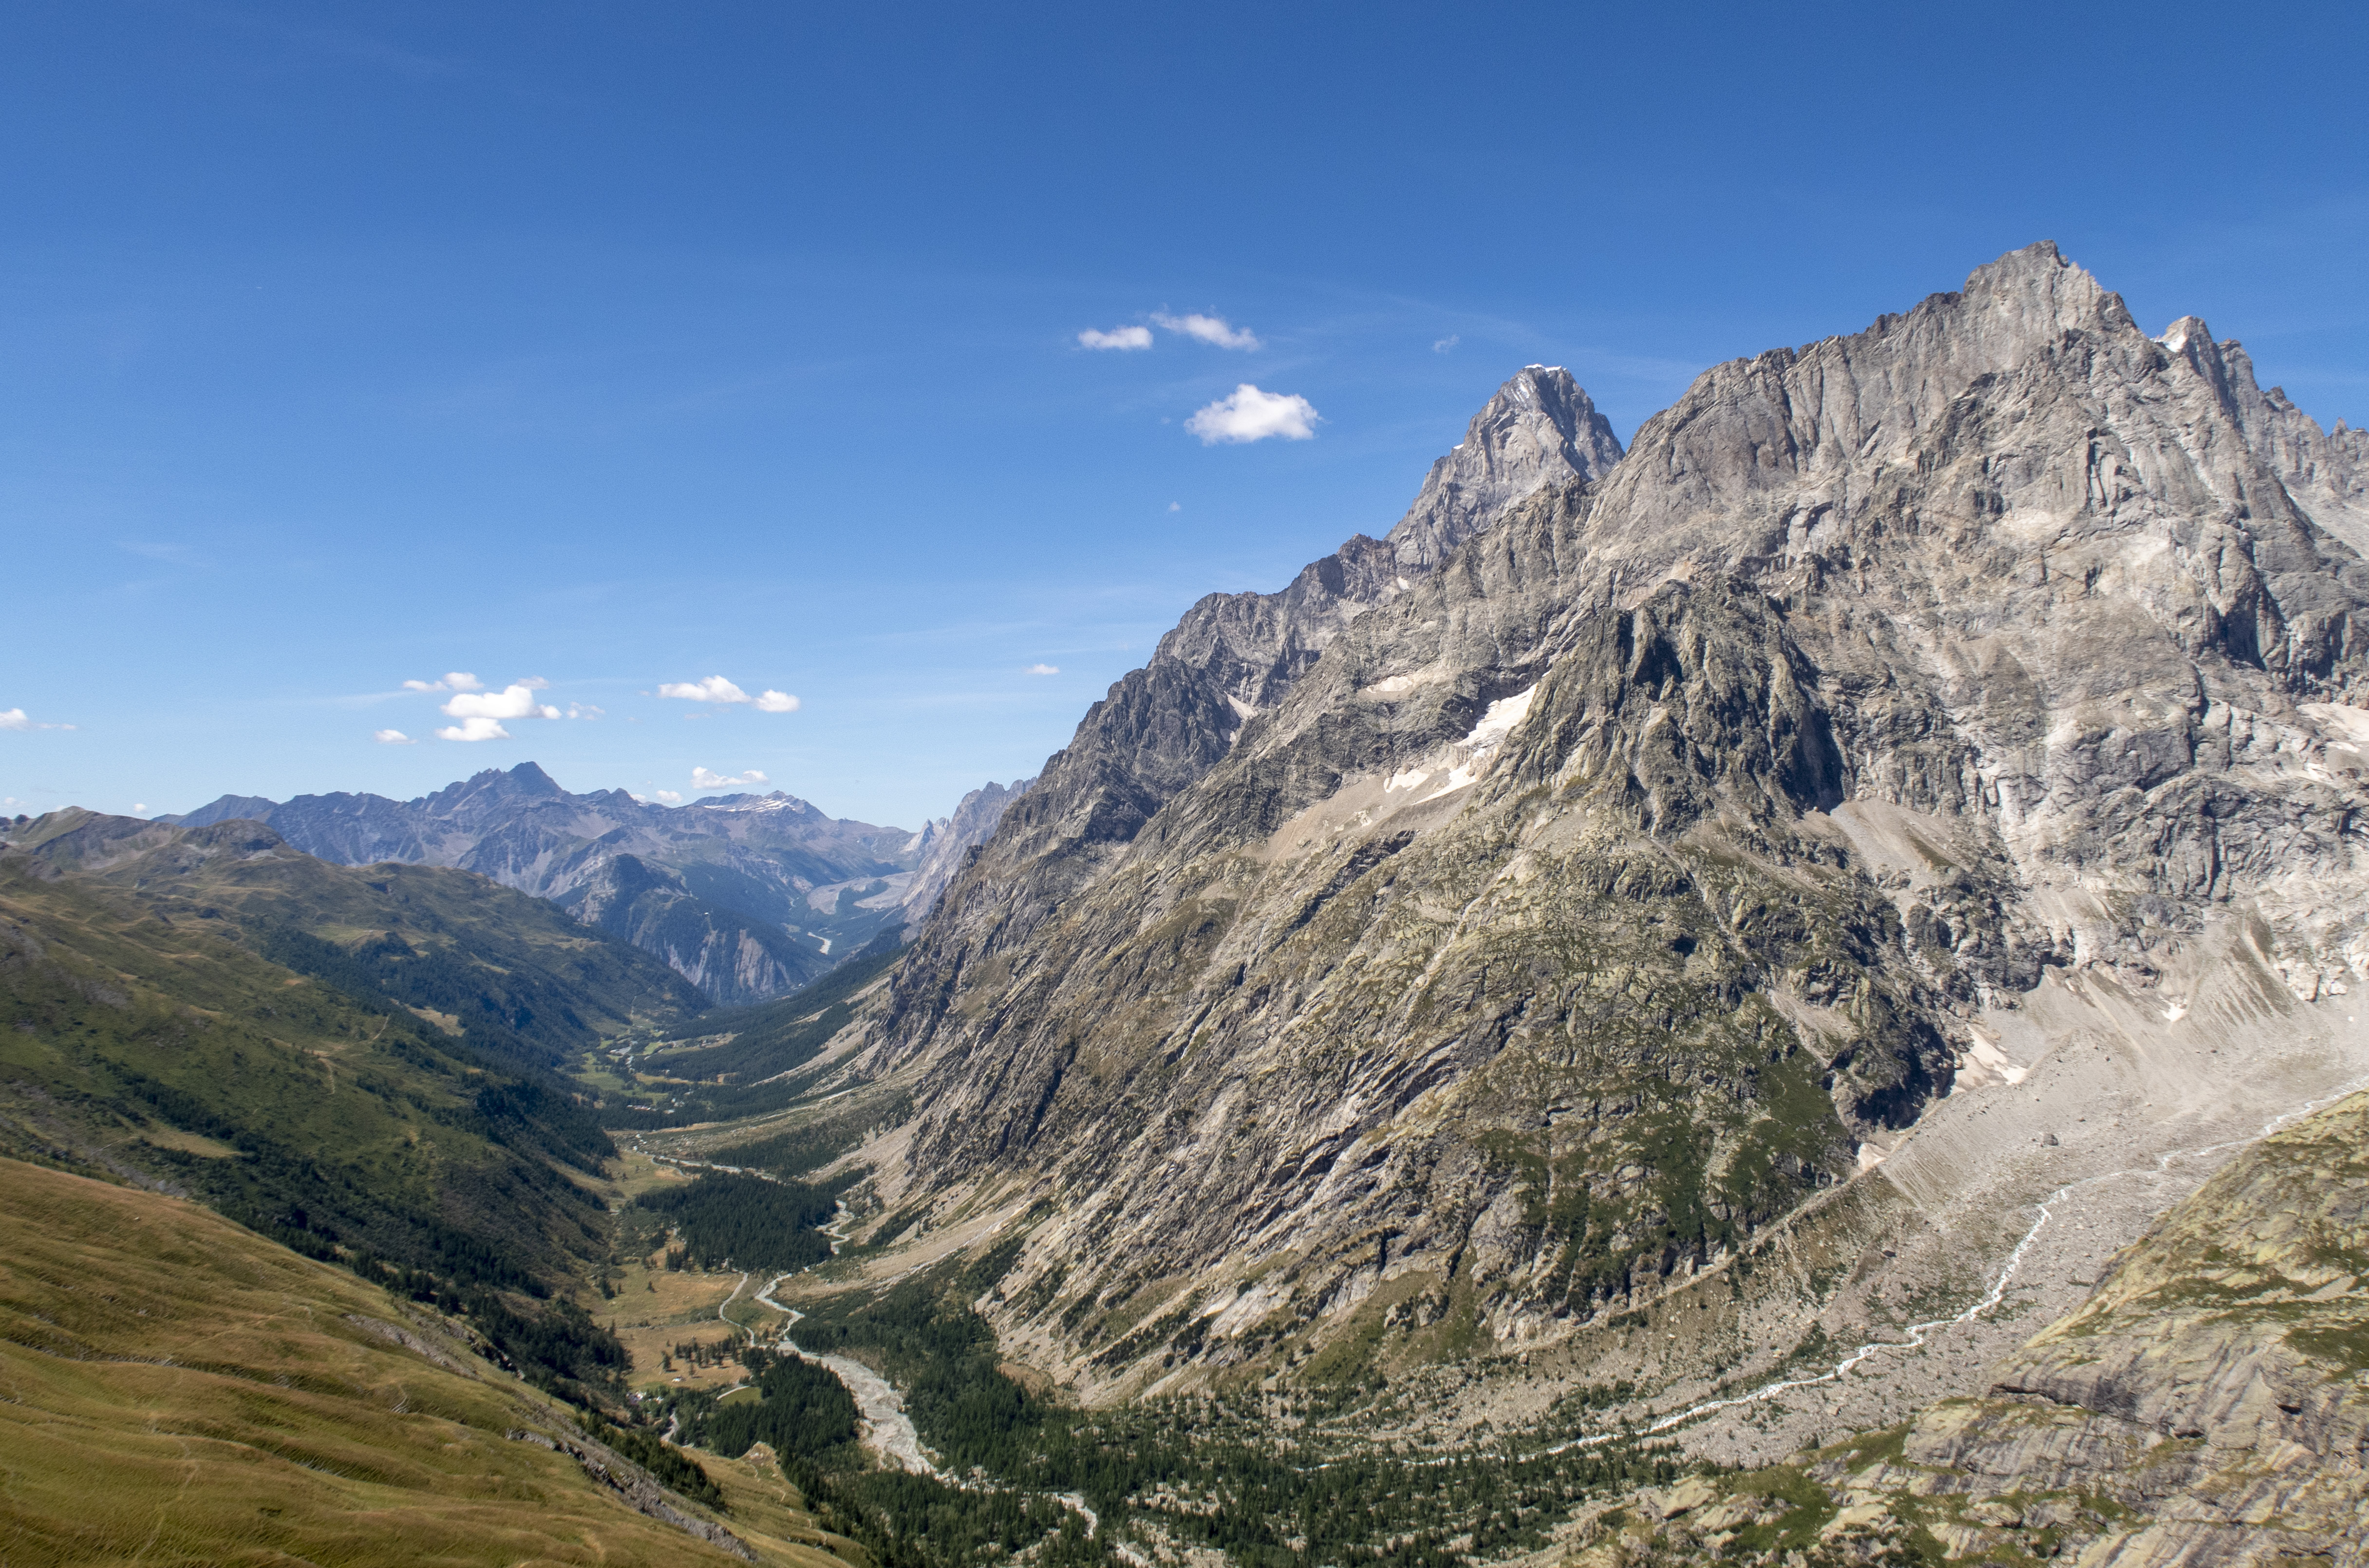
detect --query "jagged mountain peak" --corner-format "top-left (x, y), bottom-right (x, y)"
top-left (1385, 363), bottom-right (1623, 571)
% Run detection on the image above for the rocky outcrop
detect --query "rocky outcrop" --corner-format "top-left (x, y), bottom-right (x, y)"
top-left (564, 853), bottom-right (824, 1006)
top-left (851, 243), bottom-right (2369, 1400)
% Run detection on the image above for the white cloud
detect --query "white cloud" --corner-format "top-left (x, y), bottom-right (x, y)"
top-left (566, 703), bottom-right (605, 720)
top-left (658, 675), bottom-right (749, 704)
top-left (0, 707), bottom-right (74, 731)
top-left (691, 766), bottom-right (770, 792)
top-left (658, 676), bottom-right (799, 712)
top-left (1168, 502), bottom-right (1182, 512)
top-left (1154, 312), bottom-right (1261, 350)
top-left (132, 803), bottom-right (146, 814)
top-left (374, 728), bottom-right (418, 745)
top-left (403, 671), bottom-right (483, 692)
top-left (441, 684), bottom-right (561, 722)
top-left (1185, 384), bottom-right (1321, 444)
top-left (1027, 663), bottom-right (1061, 675)
top-left (1078, 325), bottom-right (1153, 351)
top-left (648, 789), bottom-right (683, 804)
top-left (435, 716), bottom-right (511, 742)
top-left (1432, 334), bottom-right (1460, 354)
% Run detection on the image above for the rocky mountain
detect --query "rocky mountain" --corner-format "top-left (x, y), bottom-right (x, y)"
top-left (170, 763), bottom-right (922, 1005)
top-left (897, 775), bottom-right (1035, 926)
top-left (825, 242), bottom-right (2369, 1425)
top-left (906, 366), bottom-right (1621, 1011)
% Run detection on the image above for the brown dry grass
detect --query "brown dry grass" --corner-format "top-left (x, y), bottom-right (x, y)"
top-left (0, 1157), bottom-right (848, 1568)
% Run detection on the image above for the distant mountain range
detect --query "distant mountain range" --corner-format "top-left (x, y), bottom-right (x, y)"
top-left (168, 762), bottom-right (1025, 1005)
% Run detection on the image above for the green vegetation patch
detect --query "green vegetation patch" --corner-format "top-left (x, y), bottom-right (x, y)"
top-left (636, 1171), bottom-right (838, 1273)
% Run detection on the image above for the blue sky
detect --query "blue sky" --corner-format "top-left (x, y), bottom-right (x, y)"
top-left (3, 1), bottom-right (2364, 828)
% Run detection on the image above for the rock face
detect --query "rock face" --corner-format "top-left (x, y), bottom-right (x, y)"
top-left (897, 776), bottom-right (1036, 930)
top-left (848, 243), bottom-right (2369, 1401)
top-left (1385, 364), bottom-right (1625, 572)
top-left (170, 764), bottom-right (919, 1004)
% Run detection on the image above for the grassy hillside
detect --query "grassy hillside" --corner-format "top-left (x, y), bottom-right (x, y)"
top-left (2, 844), bottom-right (591, 1289)
top-left (0, 1156), bottom-right (852, 1568)
top-left (15, 808), bottom-right (709, 1069)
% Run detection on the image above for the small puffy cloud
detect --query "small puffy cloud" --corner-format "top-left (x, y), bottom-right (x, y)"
top-left (1078, 325), bottom-right (1153, 351)
top-left (658, 675), bottom-right (750, 704)
top-left (567, 703), bottom-right (605, 720)
top-left (651, 789), bottom-right (683, 804)
top-left (659, 676), bottom-right (799, 712)
top-left (691, 766), bottom-right (770, 792)
top-left (435, 717), bottom-right (511, 742)
top-left (1168, 501), bottom-right (1182, 512)
top-left (1154, 312), bottom-right (1261, 350)
top-left (1027, 663), bottom-right (1061, 675)
top-left (132, 803), bottom-right (147, 814)
top-left (441, 684), bottom-right (561, 722)
top-left (1185, 384), bottom-right (1321, 445)
top-left (374, 728), bottom-right (418, 745)
top-left (1432, 334), bottom-right (1460, 354)
top-left (404, 671), bottom-right (483, 692)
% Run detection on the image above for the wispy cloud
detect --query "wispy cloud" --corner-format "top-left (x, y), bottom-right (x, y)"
top-left (0, 708), bottom-right (75, 732)
top-left (567, 703), bottom-right (605, 720)
top-left (374, 728), bottom-right (418, 745)
top-left (658, 675), bottom-right (799, 711)
top-left (1027, 663), bottom-right (1061, 675)
top-left (404, 671), bottom-right (484, 692)
top-left (1078, 325), bottom-right (1153, 351)
top-left (1432, 334), bottom-right (1460, 354)
top-left (691, 766), bottom-right (770, 792)
top-left (1185, 385), bottom-right (1321, 444)
top-left (1154, 312), bottom-right (1261, 351)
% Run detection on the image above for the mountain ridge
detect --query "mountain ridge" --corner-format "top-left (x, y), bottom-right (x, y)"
top-left (820, 242), bottom-right (2369, 1426)
top-left (169, 763), bottom-right (927, 1004)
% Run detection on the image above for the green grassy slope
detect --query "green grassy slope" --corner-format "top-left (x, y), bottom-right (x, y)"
top-left (0, 1156), bottom-right (849, 1568)
top-left (0, 817), bottom-right (641, 1292)
top-left (15, 808), bottom-right (709, 1069)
